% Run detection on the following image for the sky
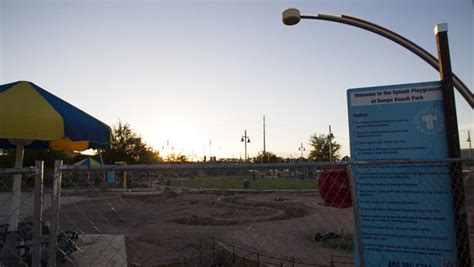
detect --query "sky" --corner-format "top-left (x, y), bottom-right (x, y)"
top-left (1, 0), bottom-right (472, 160)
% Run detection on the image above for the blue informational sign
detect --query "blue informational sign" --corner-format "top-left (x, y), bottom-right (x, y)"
top-left (347, 81), bottom-right (457, 267)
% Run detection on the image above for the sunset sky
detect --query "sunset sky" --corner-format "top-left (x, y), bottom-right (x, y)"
top-left (1, 0), bottom-right (472, 160)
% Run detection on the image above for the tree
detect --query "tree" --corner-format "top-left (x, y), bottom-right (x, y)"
top-left (102, 121), bottom-right (162, 164)
top-left (308, 133), bottom-right (341, 162)
top-left (253, 151), bottom-right (284, 163)
top-left (165, 152), bottom-right (188, 163)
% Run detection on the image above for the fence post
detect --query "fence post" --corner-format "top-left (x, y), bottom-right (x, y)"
top-left (232, 244), bottom-right (235, 265)
top-left (32, 161), bottom-right (44, 267)
top-left (212, 237), bottom-right (215, 265)
top-left (123, 170), bottom-right (127, 192)
top-left (435, 24), bottom-right (471, 266)
top-left (347, 163), bottom-right (366, 267)
top-left (2, 144), bottom-right (25, 266)
top-left (257, 252), bottom-right (259, 267)
top-left (9, 144), bottom-right (24, 233)
top-left (199, 238), bottom-right (202, 265)
top-left (47, 160), bottom-right (63, 267)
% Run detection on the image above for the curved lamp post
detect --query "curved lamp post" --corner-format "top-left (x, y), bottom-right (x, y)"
top-left (282, 8), bottom-right (471, 266)
top-left (241, 130), bottom-right (251, 162)
top-left (282, 8), bottom-right (473, 108)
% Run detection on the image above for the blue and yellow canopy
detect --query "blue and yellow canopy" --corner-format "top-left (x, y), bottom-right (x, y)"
top-left (0, 81), bottom-right (111, 151)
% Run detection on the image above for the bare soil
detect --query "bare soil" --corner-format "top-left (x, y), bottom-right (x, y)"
top-left (44, 190), bottom-right (354, 266)
top-left (39, 171), bottom-right (474, 266)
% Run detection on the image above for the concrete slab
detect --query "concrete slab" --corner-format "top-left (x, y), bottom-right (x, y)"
top-left (74, 234), bottom-right (127, 267)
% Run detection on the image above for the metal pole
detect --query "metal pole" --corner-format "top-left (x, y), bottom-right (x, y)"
top-left (97, 149), bottom-right (107, 191)
top-left (123, 171), bottom-right (127, 192)
top-left (435, 23), bottom-right (471, 266)
top-left (10, 144), bottom-right (24, 232)
top-left (199, 239), bottom-right (202, 265)
top-left (328, 125), bottom-right (332, 162)
top-left (212, 237), bottom-right (215, 264)
top-left (2, 144), bottom-right (25, 266)
top-left (244, 130), bottom-right (248, 162)
top-left (263, 115), bottom-right (266, 163)
top-left (32, 161), bottom-right (44, 267)
top-left (47, 160), bottom-right (63, 267)
top-left (232, 244), bottom-right (235, 265)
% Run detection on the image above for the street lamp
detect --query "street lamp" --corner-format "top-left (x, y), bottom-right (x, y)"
top-left (282, 8), bottom-right (472, 266)
top-left (298, 142), bottom-right (306, 161)
top-left (241, 130), bottom-right (251, 162)
top-left (281, 8), bottom-right (473, 108)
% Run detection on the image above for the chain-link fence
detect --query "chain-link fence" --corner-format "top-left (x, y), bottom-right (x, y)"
top-left (0, 159), bottom-right (473, 266)
top-left (0, 162), bottom-right (44, 266)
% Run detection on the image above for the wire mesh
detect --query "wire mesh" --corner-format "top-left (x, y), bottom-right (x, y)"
top-left (1, 159), bottom-right (473, 266)
top-left (0, 166), bottom-right (40, 266)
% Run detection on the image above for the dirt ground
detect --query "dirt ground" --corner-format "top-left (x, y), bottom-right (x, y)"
top-left (43, 172), bottom-right (474, 267)
top-left (46, 189), bottom-right (354, 266)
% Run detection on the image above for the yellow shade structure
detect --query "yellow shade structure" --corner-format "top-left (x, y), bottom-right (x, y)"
top-left (0, 81), bottom-right (111, 237)
top-left (0, 81), bottom-right (110, 150)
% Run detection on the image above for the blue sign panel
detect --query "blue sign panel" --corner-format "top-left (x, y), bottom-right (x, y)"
top-left (347, 81), bottom-right (457, 267)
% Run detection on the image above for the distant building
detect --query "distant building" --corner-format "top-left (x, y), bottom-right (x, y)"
top-left (285, 157), bottom-right (307, 163)
top-left (219, 158), bottom-right (240, 163)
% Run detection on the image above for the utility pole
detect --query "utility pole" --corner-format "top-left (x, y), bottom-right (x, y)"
top-left (209, 139), bottom-right (212, 161)
top-left (328, 125), bottom-right (334, 162)
top-left (263, 115), bottom-right (266, 163)
top-left (241, 130), bottom-right (251, 162)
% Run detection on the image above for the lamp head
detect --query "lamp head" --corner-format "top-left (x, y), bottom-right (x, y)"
top-left (282, 8), bottom-right (301, 26)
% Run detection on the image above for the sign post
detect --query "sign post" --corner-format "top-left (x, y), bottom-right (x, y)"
top-left (435, 23), bottom-right (471, 266)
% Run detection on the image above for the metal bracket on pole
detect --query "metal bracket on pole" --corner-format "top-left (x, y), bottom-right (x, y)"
top-left (32, 161), bottom-right (44, 267)
top-left (47, 160), bottom-right (63, 267)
